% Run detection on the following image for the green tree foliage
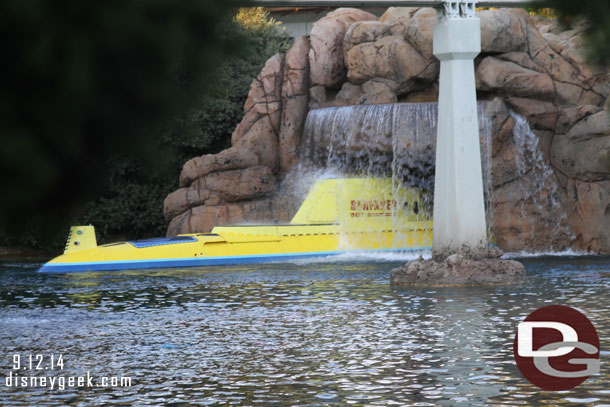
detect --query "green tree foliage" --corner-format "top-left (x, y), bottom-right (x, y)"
top-left (77, 8), bottom-right (291, 244)
top-left (0, 0), bottom-right (244, 244)
top-left (524, 8), bottom-right (557, 19)
top-left (0, 3), bottom-right (291, 250)
top-left (542, 0), bottom-right (610, 66)
top-left (166, 8), bottom-right (291, 167)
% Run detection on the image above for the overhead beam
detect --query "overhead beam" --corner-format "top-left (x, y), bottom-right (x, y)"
top-left (254, 0), bottom-right (536, 8)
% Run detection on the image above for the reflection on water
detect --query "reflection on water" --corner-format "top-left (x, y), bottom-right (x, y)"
top-left (1, 256), bottom-right (609, 406)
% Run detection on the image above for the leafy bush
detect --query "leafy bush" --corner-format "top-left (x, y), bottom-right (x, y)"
top-left (0, 0), bottom-right (245, 241)
top-left (78, 8), bottom-right (291, 245)
top-left (1, 7), bottom-right (291, 251)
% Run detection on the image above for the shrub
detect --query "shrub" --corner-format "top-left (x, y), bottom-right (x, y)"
top-left (78, 8), bottom-right (291, 245)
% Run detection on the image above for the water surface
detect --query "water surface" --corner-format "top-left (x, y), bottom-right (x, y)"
top-left (1, 254), bottom-right (609, 406)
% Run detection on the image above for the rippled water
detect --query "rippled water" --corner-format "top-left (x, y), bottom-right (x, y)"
top-left (1, 255), bottom-right (609, 406)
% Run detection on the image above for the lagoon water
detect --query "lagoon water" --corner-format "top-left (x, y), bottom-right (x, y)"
top-left (1, 254), bottom-right (609, 406)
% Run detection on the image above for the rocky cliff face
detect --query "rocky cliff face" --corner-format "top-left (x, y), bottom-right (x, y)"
top-left (164, 8), bottom-right (610, 254)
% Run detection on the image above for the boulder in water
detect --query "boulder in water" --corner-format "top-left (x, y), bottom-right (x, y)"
top-left (390, 247), bottom-right (525, 286)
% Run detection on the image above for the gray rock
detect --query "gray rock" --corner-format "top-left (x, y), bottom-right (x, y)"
top-left (551, 110), bottom-right (610, 181)
top-left (344, 20), bottom-right (390, 53)
top-left (478, 9), bottom-right (527, 53)
top-left (309, 86), bottom-right (327, 109)
top-left (280, 36), bottom-right (311, 173)
top-left (309, 8), bottom-right (377, 88)
top-left (476, 57), bottom-right (555, 100)
top-left (335, 82), bottom-right (364, 106)
top-left (359, 80), bottom-right (397, 104)
top-left (390, 247), bottom-right (525, 286)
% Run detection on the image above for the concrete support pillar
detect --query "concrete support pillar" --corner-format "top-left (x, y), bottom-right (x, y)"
top-left (432, 1), bottom-right (487, 255)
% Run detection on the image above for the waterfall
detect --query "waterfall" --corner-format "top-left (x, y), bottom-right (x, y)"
top-left (509, 111), bottom-right (572, 251)
top-left (300, 103), bottom-right (437, 189)
top-left (478, 107), bottom-right (495, 241)
top-left (298, 102), bottom-right (496, 239)
top-left (278, 102), bottom-right (571, 252)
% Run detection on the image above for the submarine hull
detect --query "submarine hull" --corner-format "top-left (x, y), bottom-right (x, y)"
top-left (39, 178), bottom-right (434, 273)
top-left (38, 226), bottom-right (433, 273)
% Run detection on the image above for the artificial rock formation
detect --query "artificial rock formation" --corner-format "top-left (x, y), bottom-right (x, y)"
top-left (164, 7), bottom-right (610, 254)
top-left (390, 256), bottom-right (525, 285)
top-left (165, 36), bottom-right (312, 235)
top-left (309, 8), bottom-right (377, 88)
top-left (390, 247), bottom-right (526, 286)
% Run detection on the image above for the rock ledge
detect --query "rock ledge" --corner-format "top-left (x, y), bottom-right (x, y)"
top-left (390, 247), bottom-right (525, 286)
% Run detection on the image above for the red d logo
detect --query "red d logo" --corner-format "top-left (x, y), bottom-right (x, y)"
top-left (513, 305), bottom-right (600, 391)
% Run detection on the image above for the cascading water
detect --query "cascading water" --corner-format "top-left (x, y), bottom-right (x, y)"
top-left (301, 103), bottom-right (436, 188)
top-left (510, 111), bottom-right (573, 251)
top-left (478, 107), bottom-right (495, 240)
top-left (290, 101), bottom-right (574, 253)
top-left (294, 102), bottom-right (497, 250)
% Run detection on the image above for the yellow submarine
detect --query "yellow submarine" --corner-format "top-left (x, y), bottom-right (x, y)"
top-left (38, 178), bottom-right (433, 273)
